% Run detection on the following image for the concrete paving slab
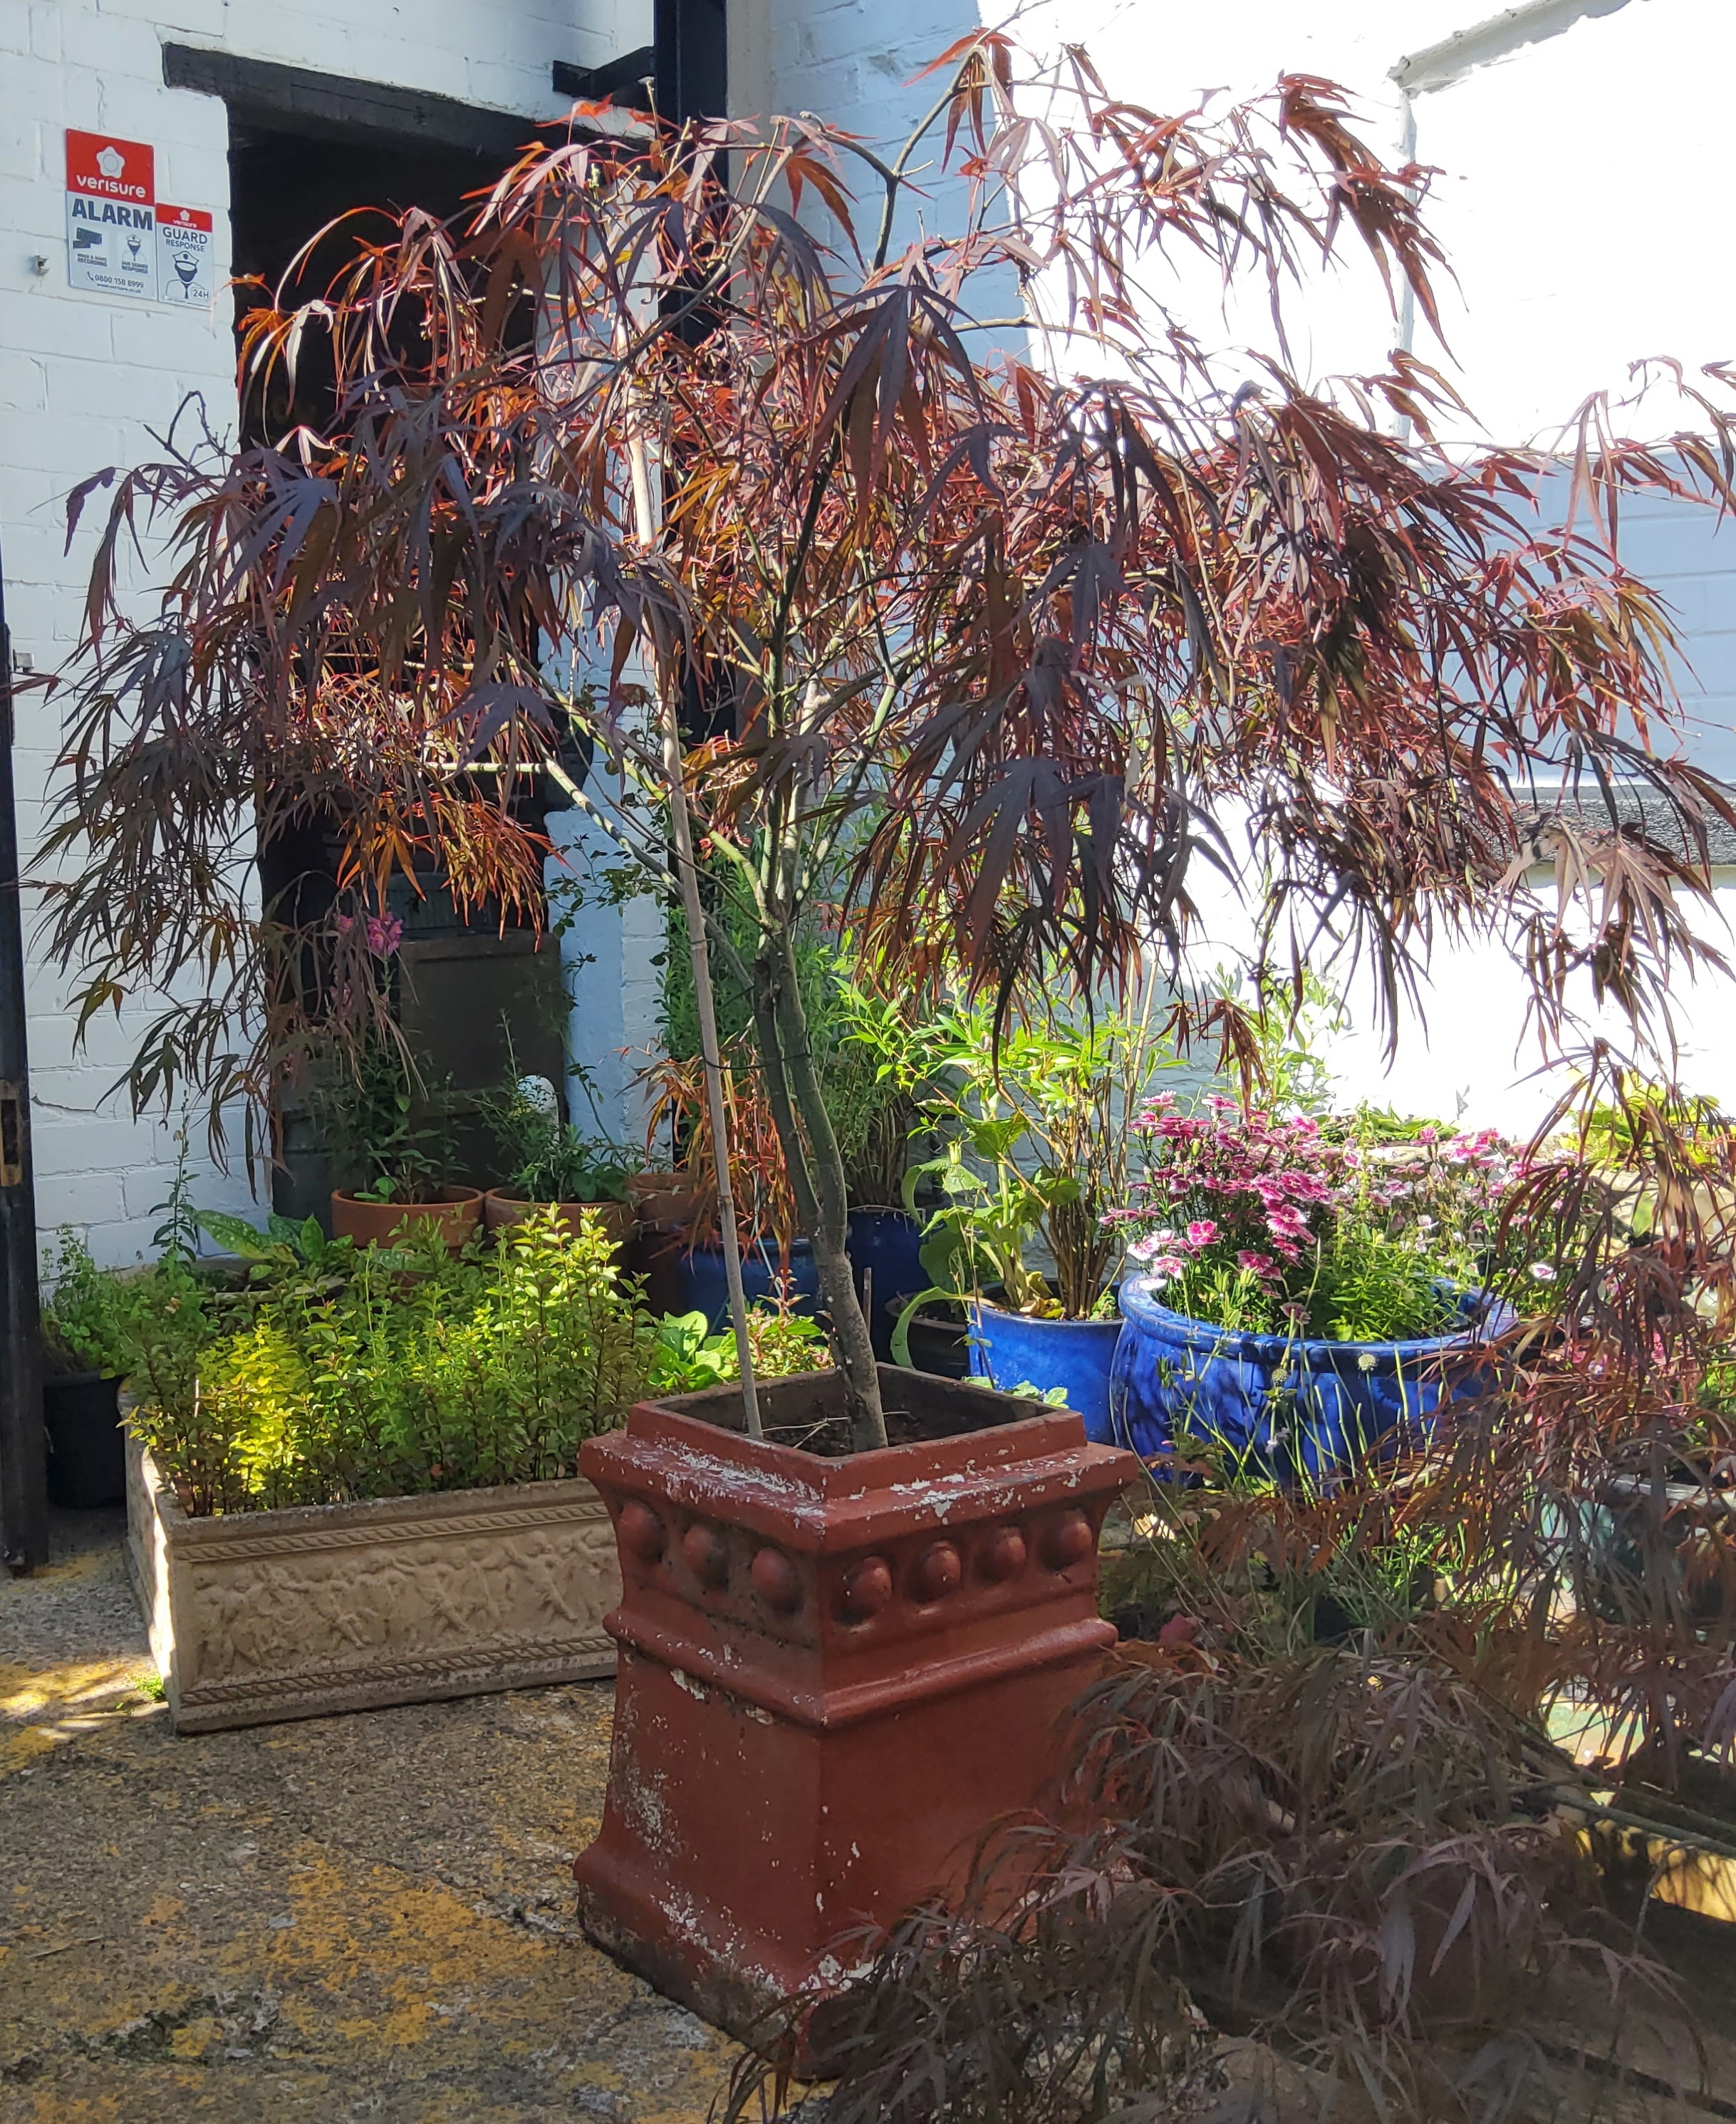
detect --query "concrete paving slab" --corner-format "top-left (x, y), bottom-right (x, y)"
top-left (1, 1512), bottom-right (736, 2122)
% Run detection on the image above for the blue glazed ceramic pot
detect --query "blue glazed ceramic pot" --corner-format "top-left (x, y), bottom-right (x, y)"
top-left (967, 1292), bottom-right (1124, 1442)
top-left (675, 1239), bottom-right (821, 1330)
top-left (845, 1208), bottom-right (927, 1362)
top-left (1109, 1273), bottom-right (1512, 1484)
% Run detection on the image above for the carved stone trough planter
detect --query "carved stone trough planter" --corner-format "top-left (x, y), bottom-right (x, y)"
top-left (125, 1434), bottom-right (620, 1733)
top-left (573, 1364), bottom-right (1139, 2047)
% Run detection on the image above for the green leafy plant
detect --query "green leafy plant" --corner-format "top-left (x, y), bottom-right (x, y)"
top-left (1209, 963), bottom-right (1348, 1117)
top-left (194, 1206), bottom-right (356, 1278)
top-left (316, 1030), bottom-right (452, 1205)
top-left (40, 1231), bottom-right (130, 1375)
top-left (100, 1256), bottom-right (233, 1509)
top-left (123, 1208), bottom-right (833, 1514)
top-left (484, 1071), bottom-right (632, 1205)
top-left (962, 1374), bottom-right (1069, 1407)
top-left (890, 996), bottom-right (1174, 1357)
top-left (130, 1211), bottom-right (652, 1511)
top-left (647, 1305), bottom-right (829, 1396)
top-left (149, 1127), bottom-right (203, 1263)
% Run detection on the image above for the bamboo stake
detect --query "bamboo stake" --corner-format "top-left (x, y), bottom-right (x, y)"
top-left (626, 406), bottom-right (762, 1438)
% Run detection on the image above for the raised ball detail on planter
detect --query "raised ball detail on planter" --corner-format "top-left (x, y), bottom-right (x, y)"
top-left (835, 1556), bottom-right (893, 1623)
top-left (977, 1524), bottom-right (1029, 1582)
top-left (618, 1500), bottom-right (666, 1564)
top-left (1039, 1509), bottom-right (1094, 1572)
top-left (682, 1521), bottom-right (730, 1588)
top-left (750, 1545), bottom-right (803, 1613)
top-left (908, 1540), bottom-right (962, 1605)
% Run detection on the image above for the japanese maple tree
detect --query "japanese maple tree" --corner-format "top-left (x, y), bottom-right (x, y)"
top-left (43, 38), bottom-right (1736, 1445)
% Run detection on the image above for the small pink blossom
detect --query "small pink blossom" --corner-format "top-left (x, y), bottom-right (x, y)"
top-left (1184, 1219), bottom-right (1219, 1249)
top-left (1235, 1249), bottom-right (1277, 1278)
top-left (365, 913), bottom-right (403, 958)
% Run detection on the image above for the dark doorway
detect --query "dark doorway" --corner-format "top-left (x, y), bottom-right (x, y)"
top-left (228, 123), bottom-right (506, 443)
top-left (162, 47), bottom-right (579, 1216)
top-left (165, 42), bottom-right (552, 440)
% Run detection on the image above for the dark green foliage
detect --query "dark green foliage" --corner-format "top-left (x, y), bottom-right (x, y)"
top-left (484, 1072), bottom-right (632, 1203)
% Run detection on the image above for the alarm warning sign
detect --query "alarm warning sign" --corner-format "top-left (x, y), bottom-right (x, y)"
top-left (156, 205), bottom-right (214, 304)
top-left (65, 130), bottom-right (157, 299)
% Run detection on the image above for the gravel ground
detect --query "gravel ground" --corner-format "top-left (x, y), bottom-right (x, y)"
top-left (0, 1511), bottom-right (737, 2123)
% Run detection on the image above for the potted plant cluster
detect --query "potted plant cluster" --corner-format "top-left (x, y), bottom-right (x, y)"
top-left (42, 23), bottom-right (1736, 2055)
top-left (482, 1067), bottom-right (635, 1250)
top-left (1106, 1098), bottom-right (1522, 1481)
top-left (888, 995), bottom-right (1169, 1432)
top-left (321, 1025), bottom-right (482, 1250)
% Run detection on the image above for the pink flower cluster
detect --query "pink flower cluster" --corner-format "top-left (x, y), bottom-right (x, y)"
top-left (1106, 1097), bottom-right (1519, 1300)
top-left (1106, 1096), bottom-right (1356, 1277)
top-left (334, 911), bottom-right (405, 958)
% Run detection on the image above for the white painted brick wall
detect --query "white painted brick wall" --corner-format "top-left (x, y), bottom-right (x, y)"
top-left (0, 0), bottom-right (648, 1265)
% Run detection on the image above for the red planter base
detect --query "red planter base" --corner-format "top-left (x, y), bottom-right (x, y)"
top-left (573, 1367), bottom-right (1138, 2046)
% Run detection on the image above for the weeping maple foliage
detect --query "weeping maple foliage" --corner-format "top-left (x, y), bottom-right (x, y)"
top-left (38, 34), bottom-right (1736, 1424)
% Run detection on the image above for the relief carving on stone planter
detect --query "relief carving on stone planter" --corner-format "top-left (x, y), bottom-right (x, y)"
top-left (177, 1501), bottom-right (620, 1704)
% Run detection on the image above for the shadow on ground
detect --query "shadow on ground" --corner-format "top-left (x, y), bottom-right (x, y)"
top-left (0, 1512), bottom-right (733, 2121)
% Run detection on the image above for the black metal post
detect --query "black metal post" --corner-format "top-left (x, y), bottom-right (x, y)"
top-left (0, 553), bottom-right (47, 1572)
top-left (655, 0), bottom-right (727, 126)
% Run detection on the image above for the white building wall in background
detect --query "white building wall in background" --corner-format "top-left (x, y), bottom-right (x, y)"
top-left (0, 0), bottom-right (648, 1262)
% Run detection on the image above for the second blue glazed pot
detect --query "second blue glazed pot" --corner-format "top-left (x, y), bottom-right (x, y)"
top-left (966, 1292), bottom-right (1123, 1442)
top-left (675, 1238), bottom-right (821, 1331)
top-left (845, 1207), bottom-right (927, 1362)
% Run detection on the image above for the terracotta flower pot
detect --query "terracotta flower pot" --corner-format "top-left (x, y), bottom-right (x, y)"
top-left (573, 1364), bottom-right (1140, 2050)
top-left (624, 1167), bottom-right (703, 1228)
top-left (329, 1186), bottom-right (483, 1250)
top-left (482, 1191), bottom-right (635, 1251)
top-left (624, 1169), bottom-right (704, 1315)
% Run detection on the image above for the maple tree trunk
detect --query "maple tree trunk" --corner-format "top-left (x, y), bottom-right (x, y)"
top-left (751, 938), bottom-right (887, 1451)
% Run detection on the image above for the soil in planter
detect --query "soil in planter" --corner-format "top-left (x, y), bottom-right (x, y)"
top-left (658, 1363), bottom-right (1047, 1459)
top-left (762, 1404), bottom-right (967, 1457)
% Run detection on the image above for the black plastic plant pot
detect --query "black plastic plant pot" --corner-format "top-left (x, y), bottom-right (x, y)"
top-left (890, 1295), bottom-right (970, 1379)
top-left (43, 1371), bottom-right (126, 1509)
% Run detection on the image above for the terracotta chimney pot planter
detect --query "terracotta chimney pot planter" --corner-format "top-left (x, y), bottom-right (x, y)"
top-left (573, 1364), bottom-right (1139, 2050)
